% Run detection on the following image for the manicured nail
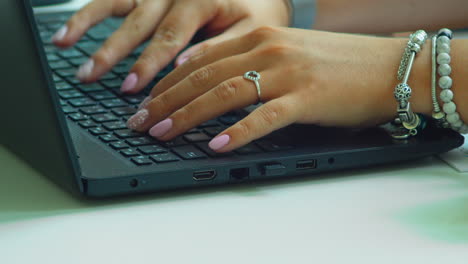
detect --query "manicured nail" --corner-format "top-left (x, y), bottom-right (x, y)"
top-left (176, 55), bottom-right (189, 67)
top-left (209, 135), bottom-right (230, 151)
top-left (149, 119), bottom-right (173, 138)
top-left (76, 59), bottom-right (94, 80)
top-left (52, 25), bottom-right (68, 42)
top-left (127, 109), bottom-right (149, 130)
top-left (138, 96), bottom-right (153, 110)
top-left (121, 73), bottom-right (138, 93)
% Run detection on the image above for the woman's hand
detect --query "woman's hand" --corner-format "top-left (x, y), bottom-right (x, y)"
top-left (52, 0), bottom-right (291, 93)
top-left (126, 27), bottom-right (433, 152)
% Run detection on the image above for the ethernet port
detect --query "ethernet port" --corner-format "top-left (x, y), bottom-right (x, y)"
top-left (230, 168), bottom-right (250, 181)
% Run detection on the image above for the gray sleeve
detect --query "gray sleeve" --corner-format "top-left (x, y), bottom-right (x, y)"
top-left (290, 0), bottom-right (316, 29)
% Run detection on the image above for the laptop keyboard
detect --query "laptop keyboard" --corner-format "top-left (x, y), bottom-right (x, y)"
top-left (36, 13), bottom-right (292, 166)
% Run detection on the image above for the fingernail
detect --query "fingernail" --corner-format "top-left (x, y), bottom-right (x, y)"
top-left (209, 135), bottom-right (231, 151)
top-left (149, 119), bottom-right (173, 138)
top-left (121, 73), bottom-right (138, 93)
top-left (127, 109), bottom-right (149, 130)
top-left (76, 59), bottom-right (94, 80)
top-left (138, 96), bottom-right (153, 110)
top-left (52, 25), bottom-right (68, 42)
top-left (176, 55), bottom-right (189, 67)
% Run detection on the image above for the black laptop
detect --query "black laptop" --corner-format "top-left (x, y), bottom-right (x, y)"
top-left (0, 0), bottom-right (464, 198)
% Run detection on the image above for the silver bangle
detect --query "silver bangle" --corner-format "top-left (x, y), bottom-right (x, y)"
top-left (434, 28), bottom-right (468, 134)
top-left (392, 30), bottom-right (428, 139)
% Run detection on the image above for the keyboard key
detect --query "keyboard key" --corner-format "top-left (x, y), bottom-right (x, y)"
top-left (150, 153), bottom-right (179, 163)
top-left (100, 78), bottom-right (122, 89)
top-left (55, 82), bottom-right (73, 91)
top-left (92, 113), bottom-right (119, 123)
top-left (198, 120), bottom-right (220, 128)
top-left (120, 148), bottom-right (140, 157)
top-left (69, 57), bottom-right (89, 67)
top-left (103, 121), bottom-right (127, 130)
top-left (80, 105), bottom-right (107, 115)
top-left (203, 126), bottom-right (226, 137)
top-left (58, 90), bottom-right (84, 99)
top-left (112, 65), bottom-right (129, 75)
top-left (57, 48), bottom-right (83, 59)
top-left (172, 146), bottom-right (208, 160)
top-left (68, 113), bottom-right (89, 121)
top-left (99, 134), bottom-right (119, 143)
top-left (55, 68), bottom-right (77, 78)
top-left (53, 74), bottom-right (63, 82)
top-left (196, 143), bottom-right (234, 158)
top-left (112, 107), bottom-right (137, 116)
top-left (65, 77), bottom-right (81, 85)
top-left (89, 91), bottom-right (116, 101)
top-left (76, 41), bottom-right (100, 56)
top-left (87, 24), bottom-right (113, 40)
top-left (218, 114), bottom-right (241, 125)
top-left (138, 145), bottom-right (167, 155)
top-left (131, 156), bottom-right (153, 166)
top-left (59, 99), bottom-right (68, 106)
top-left (78, 83), bottom-right (105, 93)
top-left (78, 120), bottom-right (98, 128)
top-left (256, 140), bottom-right (293, 152)
top-left (122, 94), bottom-right (146, 104)
top-left (110, 141), bottom-right (130, 150)
top-left (101, 98), bottom-right (127, 108)
top-left (69, 98), bottom-right (97, 107)
top-left (89, 127), bottom-right (108, 136)
top-left (126, 137), bottom-right (155, 147)
top-left (235, 143), bottom-right (262, 155)
top-left (114, 129), bottom-right (143, 139)
top-left (49, 61), bottom-right (71, 70)
top-left (100, 72), bottom-right (119, 81)
top-left (183, 132), bottom-right (211, 143)
top-left (62, 106), bottom-right (77, 114)
top-left (47, 54), bottom-right (61, 62)
top-left (161, 137), bottom-right (188, 148)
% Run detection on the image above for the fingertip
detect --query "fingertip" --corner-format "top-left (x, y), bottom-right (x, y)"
top-left (121, 73), bottom-right (139, 93)
top-left (208, 134), bottom-right (231, 151)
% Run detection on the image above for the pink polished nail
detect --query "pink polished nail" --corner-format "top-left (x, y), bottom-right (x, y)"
top-left (127, 109), bottom-right (149, 130)
top-left (149, 119), bottom-right (173, 138)
top-left (121, 73), bottom-right (138, 93)
top-left (176, 55), bottom-right (189, 67)
top-left (138, 96), bottom-right (153, 110)
top-left (76, 59), bottom-right (94, 80)
top-left (209, 135), bottom-right (231, 151)
top-left (52, 25), bottom-right (68, 43)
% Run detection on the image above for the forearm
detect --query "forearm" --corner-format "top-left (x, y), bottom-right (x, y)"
top-left (314, 0), bottom-right (468, 34)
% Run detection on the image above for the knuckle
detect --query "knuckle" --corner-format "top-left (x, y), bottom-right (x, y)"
top-left (234, 121), bottom-right (254, 139)
top-left (148, 96), bottom-right (167, 113)
top-left (248, 26), bottom-right (279, 42)
top-left (257, 44), bottom-right (293, 58)
top-left (173, 107), bottom-right (190, 129)
top-left (154, 26), bottom-right (182, 47)
top-left (189, 65), bottom-right (214, 88)
top-left (214, 79), bottom-right (239, 103)
top-left (93, 49), bottom-right (113, 68)
top-left (259, 104), bottom-right (283, 127)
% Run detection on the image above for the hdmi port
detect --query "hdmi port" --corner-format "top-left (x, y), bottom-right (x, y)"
top-left (193, 170), bottom-right (217, 181)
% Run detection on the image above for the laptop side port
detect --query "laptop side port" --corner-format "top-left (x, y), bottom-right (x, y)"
top-left (230, 168), bottom-right (250, 180)
top-left (193, 170), bottom-right (217, 181)
top-left (296, 160), bottom-right (317, 170)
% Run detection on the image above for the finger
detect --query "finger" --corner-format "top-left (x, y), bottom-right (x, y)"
top-left (75, 0), bottom-right (172, 82)
top-left (120, 0), bottom-right (220, 94)
top-left (208, 96), bottom-right (302, 152)
top-left (148, 70), bottom-right (280, 140)
top-left (52, 0), bottom-right (137, 48)
top-left (127, 54), bottom-right (266, 132)
top-left (174, 19), bottom-right (257, 67)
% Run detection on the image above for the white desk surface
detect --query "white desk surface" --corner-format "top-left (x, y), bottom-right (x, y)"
top-left (2, 1), bottom-right (468, 263)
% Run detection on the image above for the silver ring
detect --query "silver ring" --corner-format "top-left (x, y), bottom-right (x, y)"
top-left (243, 71), bottom-right (262, 101)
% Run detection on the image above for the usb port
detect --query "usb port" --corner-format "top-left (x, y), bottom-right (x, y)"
top-left (193, 170), bottom-right (217, 181)
top-left (296, 160), bottom-right (317, 170)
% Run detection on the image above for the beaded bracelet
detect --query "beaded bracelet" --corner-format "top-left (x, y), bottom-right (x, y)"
top-left (432, 28), bottom-right (468, 134)
top-left (392, 30), bottom-right (428, 139)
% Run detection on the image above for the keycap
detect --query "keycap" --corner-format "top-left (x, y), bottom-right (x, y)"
top-left (89, 127), bottom-right (108, 136)
top-left (68, 113), bottom-right (89, 121)
top-left (65, 77), bottom-right (81, 85)
top-left (172, 146), bottom-right (208, 160)
top-left (218, 114), bottom-right (241, 125)
top-left (55, 69), bottom-right (77, 78)
top-left (52, 74), bottom-right (62, 82)
top-left (203, 126), bottom-right (226, 137)
top-left (57, 48), bottom-right (83, 59)
top-left (126, 137), bottom-right (155, 147)
top-left (99, 134), bottom-right (119, 143)
top-left (131, 156), bottom-right (153, 166)
top-left (100, 72), bottom-right (119, 81)
top-left (101, 98), bottom-right (127, 108)
top-left (235, 143), bottom-right (263, 155)
top-left (100, 78), bottom-right (122, 89)
top-left (62, 106), bottom-right (77, 114)
top-left (196, 143), bottom-right (234, 158)
top-left (89, 91), bottom-right (116, 101)
top-left (138, 145), bottom-right (167, 155)
top-left (76, 42), bottom-right (100, 56)
top-left (49, 61), bottom-right (71, 70)
top-left (78, 120), bottom-right (98, 129)
top-left (80, 105), bottom-right (106, 115)
top-left (183, 132), bottom-right (211, 143)
top-left (58, 90), bottom-right (84, 99)
top-left (110, 141), bottom-right (130, 150)
top-left (55, 82), bottom-right (73, 91)
top-left (78, 83), bottom-right (105, 93)
top-left (92, 113), bottom-right (118, 123)
top-left (114, 129), bottom-right (143, 139)
top-left (150, 153), bottom-right (179, 163)
top-left (120, 148), bottom-right (140, 157)
top-left (69, 57), bottom-right (89, 67)
top-left (112, 107), bottom-right (137, 116)
top-left (103, 121), bottom-right (127, 131)
top-left (47, 54), bottom-right (61, 62)
top-left (69, 98), bottom-right (97, 108)
top-left (161, 137), bottom-right (188, 148)
top-left (198, 120), bottom-right (219, 128)
top-left (122, 95), bottom-right (146, 104)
